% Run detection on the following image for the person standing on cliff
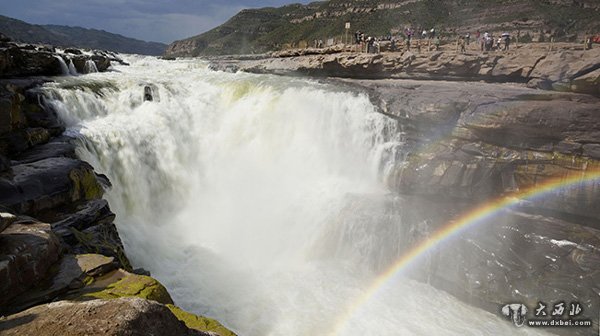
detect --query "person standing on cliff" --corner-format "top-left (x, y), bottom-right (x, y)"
top-left (502, 33), bottom-right (510, 51)
top-left (405, 28), bottom-right (414, 51)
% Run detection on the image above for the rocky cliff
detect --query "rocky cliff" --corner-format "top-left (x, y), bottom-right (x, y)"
top-left (209, 43), bottom-right (600, 97)
top-left (165, 0), bottom-right (600, 56)
top-left (346, 78), bottom-right (600, 334)
top-left (0, 45), bottom-right (236, 336)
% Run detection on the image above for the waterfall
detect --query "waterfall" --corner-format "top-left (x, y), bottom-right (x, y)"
top-left (41, 56), bottom-right (547, 336)
top-left (83, 60), bottom-right (98, 73)
top-left (54, 55), bottom-right (69, 75)
top-left (68, 59), bottom-right (78, 75)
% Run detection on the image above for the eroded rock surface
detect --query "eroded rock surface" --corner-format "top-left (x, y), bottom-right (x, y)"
top-left (209, 46), bottom-right (600, 96)
top-left (0, 219), bottom-right (60, 308)
top-left (0, 298), bottom-right (213, 336)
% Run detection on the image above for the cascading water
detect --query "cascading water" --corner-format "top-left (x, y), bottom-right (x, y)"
top-left (68, 59), bottom-right (78, 75)
top-left (83, 59), bottom-right (98, 73)
top-left (54, 55), bottom-right (69, 75)
top-left (41, 56), bottom-right (547, 336)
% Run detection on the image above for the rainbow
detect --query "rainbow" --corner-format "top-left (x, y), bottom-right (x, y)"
top-left (330, 169), bottom-right (600, 335)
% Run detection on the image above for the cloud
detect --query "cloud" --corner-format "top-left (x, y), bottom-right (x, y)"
top-left (1, 0), bottom-right (312, 43)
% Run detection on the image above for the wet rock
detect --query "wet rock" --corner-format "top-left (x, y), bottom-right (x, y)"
top-left (0, 211), bottom-right (16, 233)
top-left (0, 154), bottom-right (10, 175)
top-left (1, 127), bottom-right (52, 155)
top-left (418, 209), bottom-right (600, 326)
top-left (21, 94), bottom-right (64, 133)
top-left (15, 135), bottom-right (75, 164)
top-left (64, 48), bottom-right (83, 55)
top-left (52, 199), bottom-right (115, 246)
top-left (0, 219), bottom-right (61, 308)
top-left (0, 46), bottom-right (62, 77)
top-left (0, 297), bottom-right (212, 336)
top-left (37, 45), bottom-right (55, 53)
top-left (0, 157), bottom-right (104, 215)
top-left (71, 55), bottom-right (110, 73)
top-left (132, 268), bottom-right (151, 276)
top-left (91, 55), bottom-right (111, 72)
top-left (0, 84), bottom-right (27, 136)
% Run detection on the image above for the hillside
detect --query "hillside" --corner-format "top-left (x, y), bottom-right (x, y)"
top-left (0, 15), bottom-right (166, 56)
top-left (165, 0), bottom-right (600, 56)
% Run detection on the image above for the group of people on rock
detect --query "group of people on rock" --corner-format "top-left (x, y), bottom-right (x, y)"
top-left (478, 31), bottom-right (510, 51)
top-left (351, 26), bottom-right (517, 54)
top-left (355, 31), bottom-right (382, 53)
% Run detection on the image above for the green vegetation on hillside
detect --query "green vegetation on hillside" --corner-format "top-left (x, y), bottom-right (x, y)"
top-left (166, 0), bottom-right (600, 56)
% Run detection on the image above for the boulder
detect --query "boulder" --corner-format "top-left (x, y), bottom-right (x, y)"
top-left (70, 269), bottom-right (173, 305)
top-left (1, 127), bottom-right (51, 155)
top-left (4, 254), bottom-right (117, 314)
top-left (91, 55), bottom-right (111, 72)
top-left (52, 199), bottom-right (115, 246)
top-left (64, 48), bottom-right (83, 55)
top-left (0, 219), bottom-right (61, 308)
top-left (168, 304), bottom-right (237, 336)
top-left (15, 135), bottom-right (76, 164)
top-left (70, 222), bottom-right (130, 269)
top-left (0, 157), bottom-right (104, 215)
top-left (0, 298), bottom-right (212, 336)
top-left (71, 55), bottom-right (111, 73)
top-left (0, 46), bottom-right (62, 77)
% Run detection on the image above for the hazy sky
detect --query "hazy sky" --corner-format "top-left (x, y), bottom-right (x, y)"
top-left (2, 0), bottom-right (313, 44)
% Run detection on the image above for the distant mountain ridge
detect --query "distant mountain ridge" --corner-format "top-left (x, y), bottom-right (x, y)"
top-left (165, 0), bottom-right (600, 57)
top-left (0, 15), bottom-right (166, 56)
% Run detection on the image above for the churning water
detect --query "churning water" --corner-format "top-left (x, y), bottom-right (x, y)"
top-left (41, 56), bottom-right (546, 336)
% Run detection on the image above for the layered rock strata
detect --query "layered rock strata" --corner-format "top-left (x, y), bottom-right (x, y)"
top-left (209, 44), bottom-right (600, 97)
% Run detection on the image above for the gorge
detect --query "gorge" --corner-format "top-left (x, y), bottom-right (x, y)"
top-left (1, 27), bottom-right (600, 336)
